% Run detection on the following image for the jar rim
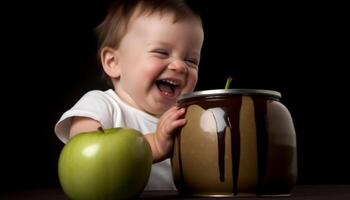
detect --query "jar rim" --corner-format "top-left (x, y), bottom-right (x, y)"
top-left (177, 89), bottom-right (281, 102)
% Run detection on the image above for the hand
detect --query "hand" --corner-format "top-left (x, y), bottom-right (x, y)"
top-left (149, 106), bottom-right (186, 162)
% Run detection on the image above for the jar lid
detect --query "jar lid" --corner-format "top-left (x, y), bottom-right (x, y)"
top-left (178, 89), bottom-right (281, 102)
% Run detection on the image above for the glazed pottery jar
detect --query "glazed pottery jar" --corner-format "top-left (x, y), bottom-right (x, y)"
top-left (171, 89), bottom-right (297, 197)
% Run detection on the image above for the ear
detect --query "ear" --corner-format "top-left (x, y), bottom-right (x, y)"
top-left (100, 47), bottom-right (121, 78)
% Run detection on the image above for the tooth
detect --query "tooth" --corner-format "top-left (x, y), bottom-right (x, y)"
top-left (164, 80), bottom-right (177, 85)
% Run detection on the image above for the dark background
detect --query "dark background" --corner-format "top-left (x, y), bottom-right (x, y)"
top-left (1, 0), bottom-right (348, 193)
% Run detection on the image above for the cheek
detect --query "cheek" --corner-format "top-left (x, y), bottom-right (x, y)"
top-left (124, 59), bottom-right (158, 82)
top-left (142, 60), bottom-right (165, 80)
top-left (183, 71), bottom-right (198, 92)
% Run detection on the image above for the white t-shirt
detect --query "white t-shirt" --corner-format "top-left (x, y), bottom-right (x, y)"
top-left (55, 89), bottom-right (176, 190)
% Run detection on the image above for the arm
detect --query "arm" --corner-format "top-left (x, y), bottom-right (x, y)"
top-left (69, 117), bottom-right (102, 139)
top-left (69, 106), bottom-right (186, 163)
top-left (145, 106), bottom-right (186, 163)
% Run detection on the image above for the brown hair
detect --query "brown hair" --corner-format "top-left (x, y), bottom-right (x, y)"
top-left (94, 0), bottom-right (202, 86)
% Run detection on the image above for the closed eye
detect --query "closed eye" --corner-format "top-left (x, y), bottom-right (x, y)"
top-left (152, 49), bottom-right (169, 57)
top-left (186, 59), bottom-right (198, 65)
top-left (185, 58), bottom-right (199, 67)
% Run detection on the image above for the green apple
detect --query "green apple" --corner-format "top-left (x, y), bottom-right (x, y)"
top-left (58, 127), bottom-right (152, 200)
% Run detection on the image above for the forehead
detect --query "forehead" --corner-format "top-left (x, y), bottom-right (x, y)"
top-left (123, 13), bottom-right (203, 56)
top-left (128, 10), bottom-right (203, 35)
top-left (129, 12), bottom-right (203, 41)
top-left (130, 4), bottom-right (202, 26)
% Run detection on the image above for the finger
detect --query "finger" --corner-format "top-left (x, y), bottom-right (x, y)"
top-left (164, 118), bottom-right (187, 135)
top-left (167, 107), bottom-right (186, 121)
top-left (159, 106), bottom-right (180, 120)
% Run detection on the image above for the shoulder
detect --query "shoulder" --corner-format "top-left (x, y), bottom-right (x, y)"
top-left (81, 90), bottom-right (111, 101)
top-left (55, 89), bottom-right (120, 143)
top-left (75, 89), bottom-right (118, 108)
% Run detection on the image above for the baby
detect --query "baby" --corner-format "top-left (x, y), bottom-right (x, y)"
top-left (55, 0), bottom-right (204, 190)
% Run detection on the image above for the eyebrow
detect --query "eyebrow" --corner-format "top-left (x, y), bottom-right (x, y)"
top-left (147, 41), bottom-right (172, 47)
top-left (149, 41), bottom-right (201, 57)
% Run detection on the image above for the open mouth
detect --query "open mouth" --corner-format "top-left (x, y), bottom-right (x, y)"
top-left (155, 79), bottom-right (180, 98)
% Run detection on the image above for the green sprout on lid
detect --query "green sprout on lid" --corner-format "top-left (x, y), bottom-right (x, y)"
top-left (225, 77), bottom-right (233, 90)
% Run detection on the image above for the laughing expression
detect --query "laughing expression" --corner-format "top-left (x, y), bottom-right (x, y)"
top-left (112, 12), bottom-right (204, 117)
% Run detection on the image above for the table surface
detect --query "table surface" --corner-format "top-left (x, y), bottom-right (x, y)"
top-left (1, 185), bottom-right (350, 200)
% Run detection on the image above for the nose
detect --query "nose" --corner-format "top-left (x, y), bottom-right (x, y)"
top-left (168, 59), bottom-right (187, 74)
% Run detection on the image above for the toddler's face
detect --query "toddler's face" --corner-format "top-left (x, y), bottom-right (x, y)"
top-left (115, 12), bottom-right (204, 117)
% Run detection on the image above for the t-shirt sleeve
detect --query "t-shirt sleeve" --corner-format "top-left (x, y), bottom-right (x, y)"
top-left (54, 90), bottom-right (115, 143)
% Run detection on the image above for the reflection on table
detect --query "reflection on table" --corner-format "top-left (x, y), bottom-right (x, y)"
top-left (1, 185), bottom-right (350, 200)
